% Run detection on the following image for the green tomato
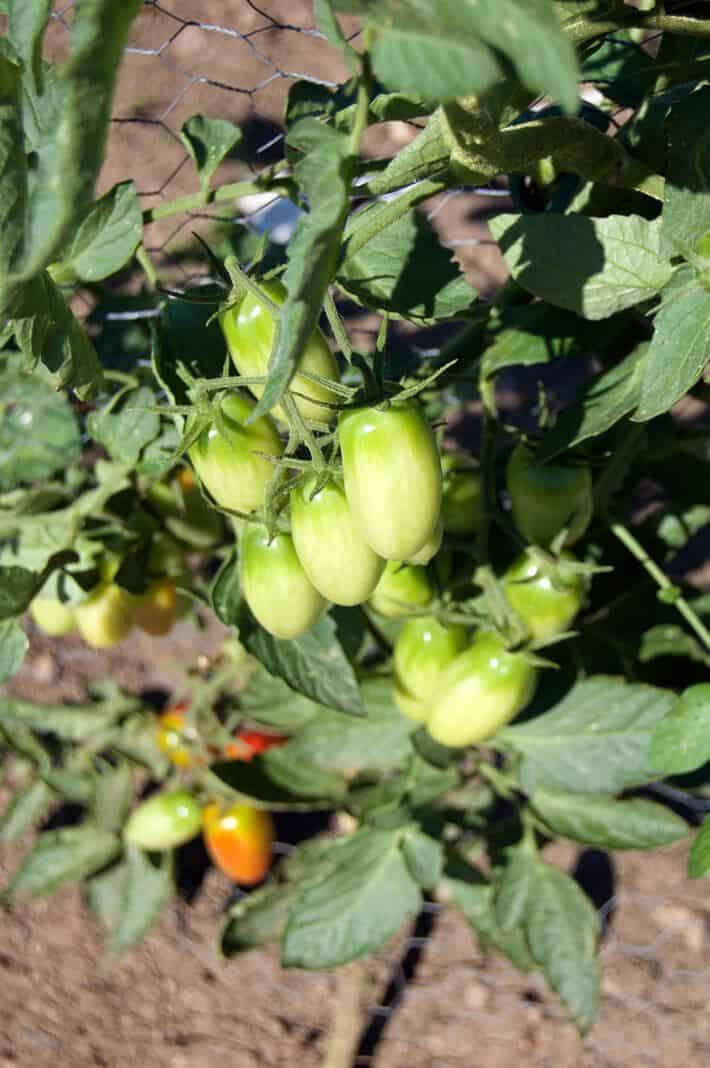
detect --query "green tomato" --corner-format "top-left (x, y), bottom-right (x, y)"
top-left (369, 560), bottom-right (433, 619)
top-left (427, 631), bottom-right (538, 747)
top-left (502, 549), bottom-right (586, 641)
top-left (75, 583), bottom-right (134, 649)
top-left (393, 616), bottom-right (468, 723)
top-left (146, 468), bottom-right (223, 549)
top-left (30, 597), bottom-right (76, 637)
top-left (405, 516), bottom-right (442, 566)
top-left (338, 401), bottom-right (442, 561)
top-left (219, 279), bottom-right (339, 424)
top-left (124, 790), bottom-right (202, 851)
top-left (290, 476), bottom-right (385, 606)
top-left (441, 455), bottom-right (483, 536)
top-left (506, 443), bottom-right (592, 548)
top-left (241, 524), bottom-right (326, 639)
top-left (189, 392), bottom-right (283, 514)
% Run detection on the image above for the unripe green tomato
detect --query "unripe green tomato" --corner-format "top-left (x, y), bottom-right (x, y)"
top-left (506, 443), bottom-right (592, 548)
top-left (405, 516), bottom-right (443, 566)
top-left (189, 392), bottom-right (283, 514)
top-left (75, 583), bottom-right (134, 649)
top-left (393, 616), bottom-right (468, 723)
top-left (30, 597), bottom-right (76, 637)
top-left (441, 455), bottom-right (483, 536)
top-left (502, 550), bottom-right (586, 641)
top-left (219, 279), bottom-right (339, 424)
top-left (241, 524), bottom-right (326, 639)
top-left (369, 559), bottom-right (433, 619)
top-left (427, 631), bottom-right (538, 747)
top-left (124, 790), bottom-right (202, 851)
top-left (338, 401), bottom-right (442, 561)
top-left (290, 476), bottom-right (385, 605)
top-left (132, 577), bottom-right (180, 637)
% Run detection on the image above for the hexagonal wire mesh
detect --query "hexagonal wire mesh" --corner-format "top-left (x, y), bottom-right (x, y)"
top-left (35, 3), bottom-right (710, 1066)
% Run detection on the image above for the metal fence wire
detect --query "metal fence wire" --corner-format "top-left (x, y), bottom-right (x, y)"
top-left (9, 3), bottom-right (708, 1067)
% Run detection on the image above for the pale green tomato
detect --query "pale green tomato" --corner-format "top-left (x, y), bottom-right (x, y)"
top-left (502, 549), bottom-right (586, 641)
top-left (338, 401), bottom-right (442, 560)
top-left (405, 516), bottom-right (443, 566)
top-left (189, 392), bottom-right (282, 514)
top-left (290, 476), bottom-right (385, 605)
top-left (241, 524), bottom-right (326, 639)
top-left (369, 560), bottom-right (433, 619)
top-left (219, 279), bottom-right (339, 424)
top-left (441, 455), bottom-right (483, 536)
top-left (427, 631), bottom-right (538, 747)
top-left (506, 443), bottom-right (593, 548)
top-left (124, 790), bottom-right (202, 851)
top-left (75, 583), bottom-right (134, 649)
top-left (393, 616), bottom-right (468, 722)
top-left (30, 597), bottom-right (76, 637)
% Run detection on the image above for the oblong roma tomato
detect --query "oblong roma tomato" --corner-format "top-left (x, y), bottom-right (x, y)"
top-left (405, 516), bottom-right (443, 566)
top-left (74, 582), bottom-right (134, 649)
top-left (290, 475), bottom-right (385, 605)
top-left (506, 443), bottom-right (592, 548)
top-left (133, 576), bottom-right (180, 637)
top-left (124, 790), bottom-right (202, 851)
top-left (426, 631), bottom-right (538, 747)
top-left (30, 597), bottom-right (76, 637)
top-left (441, 455), bottom-right (483, 536)
top-left (502, 549), bottom-right (586, 641)
top-left (202, 802), bottom-right (274, 885)
top-left (338, 401), bottom-right (442, 561)
top-left (369, 559), bottom-right (433, 619)
top-left (393, 616), bottom-right (468, 723)
top-left (241, 524), bottom-right (326, 639)
top-left (189, 391), bottom-right (283, 514)
top-left (220, 279), bottom-right (339, 424)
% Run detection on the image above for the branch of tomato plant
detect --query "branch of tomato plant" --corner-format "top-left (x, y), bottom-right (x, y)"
top-left (562, 10), bottom-right (710, 45)
top-left (141, 166), bottom-right (292, 225)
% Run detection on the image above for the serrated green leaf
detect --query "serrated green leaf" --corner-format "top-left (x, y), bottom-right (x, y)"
top-left (443, 862), bottom-right (534, 972)
top-left (207, 755), bottom-right (345, 810)
top-left (0, 619), bottom-right (28, 683)
top-left (282, 827), bottom-right (421, 968)
top-left (640, 624), bottom-right (710, 668)
top-left (500, 676), bottom-right (675, 795)
top-left (531, 789), bottom-right (688, 849)
top-left (87, 386), bottom-right (160, 464)
top-left (179, 114), bottom-right (242, 194)
top-left (651, 685), bottom-right (710, 776)
top-left (210, 550), bottom-right (241, 627)
top-left (221, 881), bottom-right (297, 956)
top-left (243, 613), bottom-right (364, 717)
top-left (57, 181), bottom-right (142, 282)
top-left (239, 664), bottom-right (323, 730)
top-left (490, 213), bottom-right (671, 320)
top-left (689, 818), bottom-right (710, 878)
top-left (581, 35), bottom-right (656, 108)
top-left (6, 825), bottom-right (120, 900)
top-left (0, 565), bottom-right (45, 620)
top-left (0, 694), bottom-right (137, 741)
top-left (634, 268), bottom-right (710, 421)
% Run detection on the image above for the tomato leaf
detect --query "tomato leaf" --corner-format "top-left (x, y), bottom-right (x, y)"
top-left (0, 619), bottom-right (28, 683)
top-left (179, 114), bottom-right (242, 194)
top-left (530, 789), bottom-right (688, 850)
top-left (282, 827), bottom-right (421, 968)
top-left (210, 549), bottom-right (241, 627)
top-left (443, 861), bottom-right (534, 972)
top-left (688, 818), bottom-right (710, 879)
top-left (5, 825), bottom-right (121, 901)
top-left (87, 386), bottom-right (161, 465)
top-left (640, 625), bottom-right (710, 668)
top-left (651, 686), bottom-right (710, 776)
top-left (401, 827), bottom-right (443, 889)
top-left (633, 267), bottom-right (710, 421)
top-left (220, 882), bottom-right (297, 957)
top-left (242, 613), bottom-right (364, 717)
top-left (239, 665), bottom-right (323, 729)
top-left (207, 755), bottom-right (346, 810)
top-left (55, 180), bottom-right (142, 282)
top-left (89, 847), bottom-right (174, 955)
top-left (490, 213), bottom-right (672, 320)
top-left (0, 693), bottom-right (139, 742)
top-left (0, 778), bottom-right (53, 842)
top-left (500, 676), bottom-right (675, 795)
top-left (91, 761), bottom-right (133, 834)
top-left (659, 86), bottom-right (710, 258)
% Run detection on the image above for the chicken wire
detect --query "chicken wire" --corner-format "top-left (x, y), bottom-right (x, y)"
top-left (27, 3), bottom-right (710, 1066)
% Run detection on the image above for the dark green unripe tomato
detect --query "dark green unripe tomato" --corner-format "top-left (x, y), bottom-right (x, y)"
top-left (241, 524), bottom-right (326, 639)
top-left (369, 559), bottom-right (433, 619)
top-left (189, 392), bottom-right (282, 514)
top-left (502, 550), bottom-right (586, 641)
top-left (290, 476), bottom-right (385, 605)
top-left (405, 517), bottom-right (442, 566)
top-left (30, 597), bottom-right (76, 636)
top-left (219, 279), bottom-right (339, 424)
top-left (338, 401), bottom-right (442, 561)
top-left (427, 631), bottom-right (538, 747)
top-left (506, 443), bottom-right (592, 548)
top-left (124, 790), bottom-right (202, 851)
top-left (393, 616), bottom-right (468, 723)
top-left (441, 455), bottom-right (483, 536)
top-left (75, 583), bottom-right (134, 649)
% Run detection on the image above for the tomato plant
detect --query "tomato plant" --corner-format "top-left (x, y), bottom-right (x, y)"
top-left (4, 0), bottom-right (710, 1035)
top-left (202, 802), bottom-right (274, 885)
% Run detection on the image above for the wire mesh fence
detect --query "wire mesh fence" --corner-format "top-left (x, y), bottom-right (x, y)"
top-left (4, 3), bottom-right (709, 1066)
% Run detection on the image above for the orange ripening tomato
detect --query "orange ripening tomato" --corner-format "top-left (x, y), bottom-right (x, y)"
top-left (224, 729), bottom-right (287, 762)
top-left (202, 802), bottom-right (274, 885)
top-left (156, 702), bottom-right (197, 768)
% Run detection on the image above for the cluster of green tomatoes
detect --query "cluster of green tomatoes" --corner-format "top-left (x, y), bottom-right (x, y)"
top-left (187, 277), bottom-right (594, 750)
